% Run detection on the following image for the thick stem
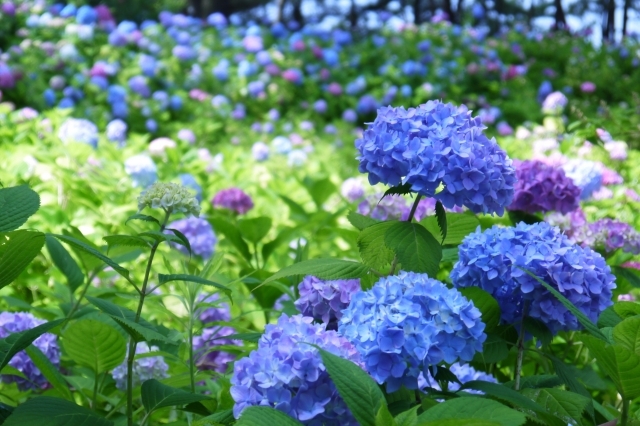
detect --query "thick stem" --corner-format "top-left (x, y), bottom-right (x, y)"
top-left (389, 195), bottom-right (423, 276)
top-left (621, 397), bottom-right (629, 426)
top-left (514, 306), bottom-right (528, 391)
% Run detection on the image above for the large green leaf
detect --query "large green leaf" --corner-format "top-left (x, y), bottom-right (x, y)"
top-left (347, 211), bottom-right (379, 231)
top-left (384, 222), bottom-right (441, 276)
top-left (305, 177), bottom-right (336, 208)
top-left (613, 316), bottom-right (640, 355)
top-left (210, 217), bottom-right (252, 263)
top-left (418, 420), bottom-right (501, 426)
top-left (612, 266), bottom-right (640, 288)
top-left (194, 409), bottom-right (235, 426)
top-left (238, 217), bottom-right (272, 244)
top-left (158, 274), bottom-right (231, 298)
top-left (262, 226), bottom-right (299, 263)
top-left (0, 319), bottom-right (63, 371)
top-left (62, 319), bottom-right (126, 374)
top-left (582, 335), bottom-right (640, 399)
top-left (473, 333), bottom-right (509, 364)
top-left (102, 235), bottom-right (150, 252)
top-left (422, 213), bottom-right (479, 246)
top-left (125, 213), bottom-right (160, 226)
top-left (2, 396), bottom-right (113, 426)
top-left (0, 230), bottom-right (45, 289)
top-left (0, 185), bottom-right (40, 232)
top-left (141, 379), bottom-right (209, 414)
top-left (614, 301), bottom-right (640, 318)
top-left (25, 346), bottom-right (73, 401)
top-left (357, 222), bottom-right (395, 269)
top-left (235, 406), bottom-right (303, 426)
top-left (522, 317), bottom-right (553, 346)
top-left (521, 388), bottom-right (589, 426)
top-left (458, 287), bottom-right (500, 332)
top-left (318, 347), bottom-right (385, 426)
top-left (260, 259), bottom-right (370, 287)
top-left (416, 397), bottom-right (526, 426)
top-left (376, 404), bottom-right (397, 426)
top-left (279, 195), bottom-right (309, 222)
top-left (45, 235), bottom-right (84, 293)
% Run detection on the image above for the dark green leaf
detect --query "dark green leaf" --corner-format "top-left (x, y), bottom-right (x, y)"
top-left (235, 406), bottom-right (303, 426)
top-left (376, 404), bottom-right (397, 426)
top-left (262, 226), bottom-right (298, 264)
top-left (125, 213), bottom-right (160, 226)
top-left (347, 211), bottom-right (379, 231)
top-left (597, 306), bottom-right (623, 328)
top-left (548, 355), bottom-right (592, 399)
top-left (504, 375), bottom-right (564, 390)
top-left (382, 183), bottom-right (413, 198)
top-left (238, 217), bottom-right (272, 244)
top-left (614, 301), bottom-right (640, 318)
top-left (416, 397), bottom-right (526, 426)
top-left (2, 396), bottom-right (113, 426)
top-left (521, 388), bottom-right (590, 426)
top-left (166, 228), bottom-right (192, 255)
top-left (194, 409), bottom-right (235, 426)
top-left (508, 210), bottom-right (542, 225)
top-left (259, 259), bottom-right (370, 287)
top-left (612, 266), bottom-right (640, 288)
top-left (62, 319), bottom-right (126, 374)
top-left (357, 222), bottom-right (395, 269)
top-left (221, 332), bottom-right (261, 343)
top-left (459, 287), bottom-right (501, 332)
top-left (210, 217), bottom-right (252, 263)
top-left (384, 222), bottom-right (441, 276)
top-left (141, 379), bottom-right (210, 414)
top-left (613, 316), bottom-right (640, 355)
top-left (45, 235), bottom-right (84, 293)
top-left (418, 420), bottom-right (501, 426)
top-left (394, 406), bottom-right (419, 426)
top-left (581, 336), bottom-right (640, 399)
top-left (434, 366), bottom-right (462, 386)
top-left (0, 319), bottom-right (63, 371)
top-left (0, 230), bottom-right (45, 289)
top-left (158, 274), bottom-right (231, 298)
top-left (435, 201), bottom-right (447, 243)
top-left (473, 334), bottom-right (509, 364)
top-left (102, 235), bottom-right (150, 252)
top-left (523, 317), bottom-right (553, 346)
top-left (0, 403), bottom-right (13, 423)
top-left (0, 185), bottom-right (40, 232)
top-left (25, 346), bottom-right (73, 401)
top-left (441, 248), bottom-right (459, 263)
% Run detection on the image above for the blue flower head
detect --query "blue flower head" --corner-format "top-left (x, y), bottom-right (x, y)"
top-left (562, 159), bottom-right (603, 200)
top-left (58, 118), bottom-right (99, 148)
top-left (355, 101), bottom-right (516, 215)
top-left (112, 342), bottom-right (168, 390)
top-left (339, 271), bottom-right (486, 392)
top-left (451, 222), bottom-right (616, 335)
top-left (295, 276), bottom-right (361, 329)
top-left (166, 217), bottom-right (216, 259)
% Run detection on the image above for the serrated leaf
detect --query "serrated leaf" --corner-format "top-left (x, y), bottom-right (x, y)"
top-left (434, 365), bottom-right (462, 386)
top-left (318, 347), bottom-right (385, 426)
top-left (158, 274), bottom-right (231, 298)
top-left (2, 396), bottom-right (113, 426)
top-left (62, 319), bottom-right (126, 374)
top-left (384, 222), bottom-right (441, 276)
top-left (357, 222), bottom-right (395, 269)
top-left (0, 319), bottom-right (63, 371)
top-left (382, 183), bottom-right (413, 198)
top-left (458, 287), bottom-right (500, 332)
top-left (138, 231), bottom-right (181, 244)
top-left (613, 316), bottom-right (640, 355)
top-left (395, 406), bottom-right (419, 426)
top-left (125, 213), bottom-right (160, 226)
top-left (259, 259), bottom-right (370, 287)
top-left (236, 406), bottom-right (303, 426)
top-left (141, 379), bottom-right (209, 414)
top-left (238, 217), bottom-right (272, 244)
top-left (521, 388), bottom-right (590, 426)
top-left (210, 217), bottom-right (252, 263)
top-left (45, 235), bottom-right (84, 293)
top-left (0, 230), bottom-right (45, 289)
top-left (103, 235), bottom-right (150, 252)
top-left (0, 185), bottom-right (40, 232)
top-left (582, 335), bottom-right (640, 399)
top-left (25, 345), bottom-right (73, 401)
top-left (523, 317), bottom-right (553, 346)
top-left (347, 211), bottom-right (379, 231)
top-left (435, 201), bottom-right (447, 242)
top-left (473, 333), bottom-right (509, 364)
top-left (416, 397), bottom-right (526, 426)
top-left (422, 214), bottom-right (480, 246)
top-left (166, 228), bottom-right (192, 255)
top-left (61, 228), bottom-right (102, 271)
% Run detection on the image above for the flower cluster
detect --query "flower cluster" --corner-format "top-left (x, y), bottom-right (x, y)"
top-left (451, 222), bottom-right (616, 334)
top-left (57, 117), bottom-right (99, 148)
top-left (294, 276), bottom-right (361, 329)
top-left (198, 293), bottom-right (231, 324)
top-left (0, 312), bottom-right (61, 390)
top-left (338, 271), bottom-right (486, 392)
top-left (124, 154), bottom-right (157, 188)
top-left (561, 159), bottom-right (603, 200)
top-left (588, 219), bottom-right (640, 255)
top-left (166, 217), bottom-right (216, 258)
top-left (231, 314), bottom-right (360, 425)
top-left (420, 362), bottom-right (498, 393)
top-left (355, 101), bottom-right (516, 215)
top-left (212, 187), bottom-right (254, 215)
top-left (193, 326), bottom-right (238, 373)
top-left (541, 91), bottom-right (567, 114)
top-left (509, 160), bottom-right (580, 214)
top-left (137, 182), bottom-right (200, 216)
top-left (112, 342), bottom-right (169, 390)
top-left (357, 194), bottom-right (442, 221)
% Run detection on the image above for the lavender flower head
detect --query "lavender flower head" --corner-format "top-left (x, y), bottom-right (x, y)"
top-left (341, 178), bottom-right (365, 202)
top-left (124, 154), bottom-right (157, 188)
top-left (0, 312), bottom-right (60, 390)
top-left (357, 194), bottom-right (409, 221)
top-left (542, 91), bottom-right (568, 114)
top-left (562, 159), bottom-right (603, 200)
top-left (295, 276), bottom-right (361, 329)
top-left (451, 222), bottom-right (616, 334)
top-left (58, 118), bottom-right (99, 148)
top-left (177, 128), bottom-right (196, 144)
top-left (198, 293), bottom-right (231, 324)
top-left (509, 160), bottom-right (580, 214)
top-left (588, 219), bottom-right (640, 255)
top-left (212, 188), bottom-right (253, 215)
top-left (112, 342), bottom-right (169, 390)
top-left (339, 271), bottom-right (486, 392)
top-left (167, 217), bottom-right (216, 258)
top-left (355, 101), bottom-right (516, 215)
top-left (106, 119), bottom-right (127, 145)
top-left (193, 326), bottom-right (238, 372)
top-left (252, 141), bottom-right (270, 161)
top-left (231, 314), bottom-right (361, 424)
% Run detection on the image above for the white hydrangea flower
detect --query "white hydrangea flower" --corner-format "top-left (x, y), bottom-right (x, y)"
top-left (137, 182), bottom-right (200, 217)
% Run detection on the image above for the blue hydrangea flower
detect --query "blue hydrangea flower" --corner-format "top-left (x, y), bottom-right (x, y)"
top-left (166, 217), bottom-right (216, 259)
top-left (112, 342), bottom-right (169, 390)
top-left (561, 159), bottom-right (603, 200)
top-left (106, 119), bottom-right (127, 145)
top-left (124, 154), bottom-right (157, 188)
top-left (58, 118), bottom-right (99, 148)
top-left (198, 293), bottom-right (231, 324)
top-left (355, 101), bottom-right (516, 215)
top-left (231, 314), bottom-right (361, 425)
top-left (420, 362), bottom-right (497, 393)
top-left (179, 173), bottom-right (203, 202)
top-left (339, 271), bottom-right (486, 392)
top-left (295, 276), bottom-right (361, 329)
top-left (0, 312), bottom-right (61, 390)
top-left (252, 141), bottom-right (270, 161)
top-left (451, 222), bottom-right (616, 334)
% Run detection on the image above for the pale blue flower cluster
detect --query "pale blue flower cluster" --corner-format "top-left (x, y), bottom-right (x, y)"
top-left (355, 101), bottom-right (516, 215)
top-left (562, 159), bottom-right (603, 200)
top-left (124, 154), bottom-right (157, 187)
top-left (338, 271), bottom-right (486, 392)
top-left (112, 342), bottom-right (169, 390)
top-left (58, 117), bottom-right (99, 148)
top-left (451, 222), bottom-right (616, 334)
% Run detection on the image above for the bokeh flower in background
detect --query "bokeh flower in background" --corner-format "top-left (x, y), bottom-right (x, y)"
top-left (112, 342), bottom-right (169, 390)
top-left (124, 154), bottom-right (157, 188)
top-left (166, 217), bottom-right (216, 258)
top-left (58, 117), bottom-right (99, 148)
top-left (212, 188), bottom-right (253, 215)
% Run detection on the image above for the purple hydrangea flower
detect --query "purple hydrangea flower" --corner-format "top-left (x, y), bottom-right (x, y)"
top-left (231, 314), bottom-right (361, 424)
top-left (124, 154), bottom-right (157, 188)
top-left (198, 293), bottom-right (231, 324)
top-left (167, 217), bottom-right (216, 258)
top-left (0, 312), bottom-right (60, 390)
top-left (112, 342), bottom-right (169, 390)
top-left (295, 276), bottom-right (361, 329)
top-left (58, 118), bottom-right (99, 148)
top-left (562, 159), bottom-right (603, 200)
top-left (128, 75), bottom-right (150, 98)
top-left (542, 91), bottom-right (567, 114)
top-left (357, 194), bottom-right (409, 221)
top-left (509, 160), bottom-right (580, 214)
top-left (356, 101), bottom-right (516, 215)
top-left (212, 188), bottom-right (254, 215)
top-left (340, 178), bottom-right (365, 202)
top-left (451, 222), bottom-right (616, 334)
top-left (587, 219), bottom-right (640, 255)
top-left (193, 326), bottom-right (238, 372)
top-left (177, 129), bottom-right (196, 144)
top-left (339, 271), bottom-right (486, 392)
top-left (252, 141), bottom-right (270, 161)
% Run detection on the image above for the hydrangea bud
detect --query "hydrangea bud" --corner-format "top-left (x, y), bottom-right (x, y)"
top-left (138, 182), bottom-right (200, 216)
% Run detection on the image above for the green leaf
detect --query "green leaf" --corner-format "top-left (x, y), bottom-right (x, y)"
top-left (166, 228), bottom-right (192, 255)
top-left (376, 404), bottom-right (397, 426)
top-left (382, 183), bottom-right (413, 198)
top-left (612, 266), bottom-right (640, 288)
top-left (0, 185), bottom-right (40, 232)
top-left (521, 388), bottom-right (590, 426)
top-left (235, 406), bottom-right (303, 426)
top-left (518, 268), bottom-right (608, 341)
top-left (61, 228), bottom-right (102, 271)
top-left (434, 365), bottom-right (462, 386)
top-left (102, 235), bottom-right (150, 252)
top-left (507, 210), bottom-right (542, 225)
top-left (2, 396), bottom-right (113, 426)
top-left (125, 213), bottom-right (160, 226)
top-left (222, 332), bottom-right (262, 343)
top-left (384, 222), bottom-right (441, 276)
top-left (141, 379), bottom-right (209, 415)
top-left (45, 235), bottom-right (84, 293)
top-left (238, 217), bottom-right (272, 244)
top-left (306, 177), bottom-right (336, 208)
top-left (458, 288), bottom-right (500, 332)
top-left (25, 345), bottom-right (73, 401)
top-left (434, 201), bottom-right (447, 243)
top-left (597, 306), bottom-right (623, 328)
top-left (259, 259), bottom-right (370, 287)
top-left (614, 301), bottom-right (640, 318)
top-left (210, 217), bottom-right (252, 263)
top-left (0, 319), bottom-right (63, 371)
top-left (613, 316), bottom-right (640, 355)
top-left (473, 333), bottom-right (509, 364)
top-left (441, 247), bottom-right (459, 263)
top-left (262, 226), bottom-right (298, 264)
top-left (279, 195), bottom-right (309, 222)
top-left (357, 222), bottom-right (395, 269)
top-left (504, 375), bottom-right (564, 390)
top-left (347, 211), bottom-right (379, 231)
top-left (194, 409), bottom-right (235, 426)
top-left (317, 347), bottom-right (385, 426)
top-left (50, 234), bottom-right (131, 283)
top-left (523, 317), bottom-right (553, 346)
top-left (0, 230), bottom-right (45, 289)
top-left (62, 319), bottom-right (126, 374)
top-left (548, 355), bottom-right (592, 400)
top-left (441, 214), bottom-right (480, 245)
top-left (418, 420), bottom-right (501, 426)
top-left (416, 397), bottom-right (526, 426)
top-left (138, 231), bottom-right (182, 245)
top-left (0, 403), bottom-right (13, 423)
top-left (581, 335), bottom-right (640, 399)
top-left (158, 274), bottom-right (231, 298)
top-left (394, 406), bottom-right (419, 426)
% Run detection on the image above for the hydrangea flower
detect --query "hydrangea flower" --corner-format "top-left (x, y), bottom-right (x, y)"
top-left (420, 362), bottom-right (498, 393)
top-left (562, 159), bottom-right (603, 200)
top-left (106, 119), bottom-right (127, 145)
top-left (295, 276), bottom-right (361, 329)
top-left (357, 194), bottom-right (409, 221)
top-left (212, 188), bottom-right (253, 215)
top-left (252, 141), bottom-right (270, 161)
top-left (198, 293), bottom-right (231, 324)
top-left (138, 182), bottom-right (200, 216)
top-left (177, 128), bottom-right (196, 144)
top-left (112, 342), bottom-right (169, 390)
top-left (179, 174), bottom-right (203, 202)
top-left (166, 217), bottom-right (216, 258)
top-left (542, 91), bottom-right (567, 114)
top-left (355, 101), bottom-right (516, 215)
top-left (509, 160), bottom-right (580, 214)
top-left (339, 271), bottom-right (486, 392)
top-left (587, 219), bottom-right (640, 255)
top-left (341, 178), bottom-right (365, 202)
top-left (0, 312), bottom-right (60, 390)
top-left (58, 118), bottom-right (99, 148)
top-left (231, 314), bottom-right (360, 424)
top-left (194, 326), bottom-right (238, 373)
top-left (124, 154), bottom-right (157, 188)
top-left (451, 222), bottom-right (616, 334)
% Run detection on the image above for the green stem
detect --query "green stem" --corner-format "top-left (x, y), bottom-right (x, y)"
top-left (514, 305), bottom-right (529, 391)
top-left (66, 269), bottom-right (100, 319)
top-left (389, 195), bottom-right (423, 276)
top-left (92, 371), bottom-right (99, 410)
top-left (621, 397), bottom-right (629, 426)
top-left (188, 315), bottom-right (195, 394)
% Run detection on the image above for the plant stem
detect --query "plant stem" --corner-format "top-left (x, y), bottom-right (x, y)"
top-left (389, 195), bottom-right (423, 276)
top-left (514, 305), bottom-right (529, 391)
top-left (621, 397), bottom-right (629, 426)
top-left (188, 314), bottom-right (195, 394)
top-left (92, 371), bottom-right (99, 410)
top-left (66, 269), bottom-right (100, 319)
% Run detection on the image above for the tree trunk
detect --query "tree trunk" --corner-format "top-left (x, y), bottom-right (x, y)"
top-left (443, 0), bottom-right (455, 23)
top-left (276, 0), bottom-right (286, 22)
top-left (349, 0), bottom-right (358, 27)
top-left (622, 0), bottom-right (631, 38)
top-left (292, 0), bottom-right (303, 25)
top-left (604, 0), bottom-right (616, 42)
top-left (413, 0), bottom-right (423, 24)
top-left (553, 0), bottom-right (567, 30)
